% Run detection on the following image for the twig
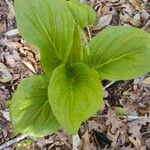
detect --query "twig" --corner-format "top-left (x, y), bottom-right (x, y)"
top-left (0, 135), bottom-right (27, 150)
top-left (104, 81), bottom-right (116, 90)
top-left (141, 131), bottom-right (150, 136)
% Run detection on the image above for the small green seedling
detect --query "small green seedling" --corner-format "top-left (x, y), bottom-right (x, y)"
top-left (10, 0), bottom-right (150, 137)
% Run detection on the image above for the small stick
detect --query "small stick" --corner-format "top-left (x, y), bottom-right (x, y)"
top-left (104, 81), bottom-right (116, 90)
top-left (0, 135), bottom-right (27, 150)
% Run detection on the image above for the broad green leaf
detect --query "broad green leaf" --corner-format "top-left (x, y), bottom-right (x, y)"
top-left (48, 63), bottom-right (103, 134)
top-left (66, 0), bottom-right (96, 28)
top-left (67, 25), bottom-right (83, 66)
top-left (84, 26), bottom-right (150, 80)
top-left (15, 0), bottom-right (74, 75)
top-left (67, 0), bottom-right (79, 2)
top-left (10, 75), bottom-right (61, 137)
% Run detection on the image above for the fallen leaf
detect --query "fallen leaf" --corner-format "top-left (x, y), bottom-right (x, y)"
top-left (82, 131), bottom-right (91, 150)
top-left (0, 63), bottom-right (12, 83)
top-left (130, 13), bottom-right (141, 27)
top-left (106, 108), bottom-right (121, 134)
top-left (145, 138), bottom-right (150, 149)
top-left (129, 0), bottom-right (142, 10)
top-left (129, 136), bottom-right (146, 150)
top-left (128, 117), bottom-right (149, 137)
top-left (143, 77), bottom-right (150, 84)
top-left (1, 111), bottom-right (10, 121)
top-left (93, 130), bottom-right (112, 149)
top-left (22, 61), bottom-right (36, 74)
top-left (4, 29), bottom-right (19, 37)
top-left (94, 14), bottom-right (112, 30)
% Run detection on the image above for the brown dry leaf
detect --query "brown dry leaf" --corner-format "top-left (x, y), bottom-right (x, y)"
top-left (36, 138), bottom-right (47, 149)
top-left (128, 117), bottom-right (149, 137)
top-left (22, 61), bottom-right (36, 74)
top-left (4, 54), bottom-right (16, 68)
top-left (110, 0), bottom-right (118, 2)
top-left (49, 131), bottom-right (72, 150)
top-left (0, 88), bottom-right (10, 102)
top-left (0, 63), bottom-right (12, 83)
top-left (130, 13), bottom-right (141, 27)
top-left (94, 14), bottom-right (112, 30)
top-left (123, 3), bottom-right (135, 16)
top-left (1, 111), bottom-right (10, 121)
top-left (143, 77), bottom-right (150, 84)
top-left (92, 130), bottom-right (112, 149)
top-left (145, 138), bottom-right (150, 149)
top-left (11, 42), bottom-right (22, 49)
top-left (129, 136), bottom-right (146, 150)
top-left (120, 13), bottom-right (132, 24)
top-left (0, 1), bottom-right (7, 33)
top-left (143, 20), bottom-right (150, 33)
top-left (82, 131), bottom-right (91, 150)
top-left (96, 4), bottom-right (109, 18)
top-left (120, 145), bottom-right (135, 150)
top-left (23, 41), bottom-right (39, 55)
top-left (140, 10), bottom-right (149, 23)
top-left (106, 108), bottom-right (121, 134)
top-left (0, 23), bottom-right (6, 34)
top-left (107, 129), bottom-right (120, 149)
top-left (129, 0), bottom-right (142, 10)
top-left (19, 48), bottom-right (27, 56)
top-left (88, 120), bottom-right (101, 131)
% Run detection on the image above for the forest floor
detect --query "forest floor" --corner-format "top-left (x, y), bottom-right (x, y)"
top-left (0, 0), bottom-right (150, 149)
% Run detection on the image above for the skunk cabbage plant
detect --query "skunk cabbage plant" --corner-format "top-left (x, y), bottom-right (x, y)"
top-left (10, 0), bottom-right (150, 137)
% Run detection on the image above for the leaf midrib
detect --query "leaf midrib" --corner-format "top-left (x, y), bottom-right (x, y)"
top-left (22, 100), bottom-right (49, 129)
top-left (29, 0), bottom-right (61, 59)
top-left (94, 46), bottom-right (148, 70)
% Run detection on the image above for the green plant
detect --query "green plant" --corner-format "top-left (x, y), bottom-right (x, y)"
top-left (10, 0), bottom-right (150, 137)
